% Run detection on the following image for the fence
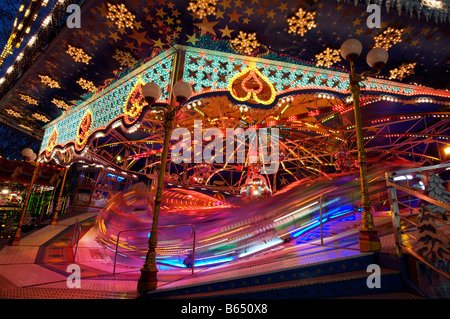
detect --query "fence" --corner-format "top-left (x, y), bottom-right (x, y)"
top-left (386, 162), bottom-right (450, 297)
top-left (289, 173), bottom-right (407, 250)
top-left (292, 182), bottom-right (390, 249)
top-left (0, 190), bottom-right (68, 239)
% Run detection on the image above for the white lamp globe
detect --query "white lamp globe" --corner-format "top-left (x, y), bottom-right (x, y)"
top-left (142, 82), bottom-right (162, 102)
top-left (22, 148), bottom-right (34, 158)
top-left (340, 39), bottom-right (363, 61)
top-left (173, 81), bottom-right (193, 103)
top-left (366, 47), bottom-right (389, 70)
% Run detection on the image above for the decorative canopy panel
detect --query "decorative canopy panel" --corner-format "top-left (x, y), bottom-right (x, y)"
top-left (40, 50), bottom-right (175, 158)
top-left (38, 46), bottom-right (450, 171)
top-left (0, 0), bottom-right (449, 136)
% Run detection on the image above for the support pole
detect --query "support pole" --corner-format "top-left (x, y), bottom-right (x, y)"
top-left (138, 49), bottom-right (184, 292)
top-left (137, 113), bottom-right (174, 291)
top-left (349, 60), bottom-right (381, 252)
top-left (386, 172), bottom-right (403, 257)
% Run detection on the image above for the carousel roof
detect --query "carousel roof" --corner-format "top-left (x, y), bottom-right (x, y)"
top-left (0, 0), bottom-right (448, 131)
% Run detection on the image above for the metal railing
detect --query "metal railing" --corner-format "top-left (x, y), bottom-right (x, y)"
top-left (70, 219), bottom-right (82, 262)
top-left (386, 163), bottom-right (450, 282)
top-left (112, 224), bottom-right (196, 274)
top-left (319, 189), bottom-right (339, 246)
top-left (318, 186), bottom-right (364, 247)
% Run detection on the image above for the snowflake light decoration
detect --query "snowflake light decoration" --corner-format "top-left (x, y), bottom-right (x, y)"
top-left (67, 44), bottom-right (92, 64)
top-left (373, 27), bottom-right (403, 50)
top-left (32, 113), bottom-right (50, 122)
top-left (287, 7), bottom-right (317, 36)
top-left (5, 109), bottom-right (22, 118)
top-left (106, 2), bottom-right (135, 29)
top-left (230, 31), bottom-right (260, 55)
top-left (113, 48), bottom-right (138, 68)
top-left (422, 0), bottom-right (444, 9)
top-left (187, 0), bottom-right (217, 18)
top-left (39, 74), bottom-right (60, 88)
top-left (77, 77), bottom-right (97, 93)
top-left (388, 62), bottom-right (417, 80)
top-left (20, 94), bottom-right (38, 105)
top-left (315, 47), bottom-right (342, 68)
top-left (19, 124), bottom-right (33, 131)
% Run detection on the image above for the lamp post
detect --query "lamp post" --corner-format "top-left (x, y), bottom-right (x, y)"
top-left (137, 79), bottom-right (193, 292)
top-left (9, 148), bottom-right (38, 246)
top-left (340, 39), bottom-right (388, 252)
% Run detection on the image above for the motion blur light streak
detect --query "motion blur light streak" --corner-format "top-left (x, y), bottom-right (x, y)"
top-left (95, 160), bottom-right (425, 270)
top-left (239, 239), bottom-right (283, 258)
top-left (393, 175), bottom-right (413, 181)
top-left (197, 239), bottom-right (228, 249)
top-left (273, 201), bottom-right (319, 222)
top-left (291, 220), bottom-right (323, 238)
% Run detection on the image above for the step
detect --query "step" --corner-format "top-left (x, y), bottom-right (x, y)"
top-left (145, 252), bottom-right (377, 298)
top-left (164, 268), bottom-right (402, 299)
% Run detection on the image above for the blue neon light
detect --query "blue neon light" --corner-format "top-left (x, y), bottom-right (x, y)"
top-left (155, 259), bottom-right (185, 268)
top-left (156, 256), bottom-right (234, 268)
top-left (291, 220), bottom-right (324, 238)
top-left (292, 206), bottom-right (361, 242)
top-left (194, 257), bottom-right (234, 267)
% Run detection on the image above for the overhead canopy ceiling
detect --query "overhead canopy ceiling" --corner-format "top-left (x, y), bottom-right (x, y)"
top-left (34, 44), bottom-right (449, 188)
